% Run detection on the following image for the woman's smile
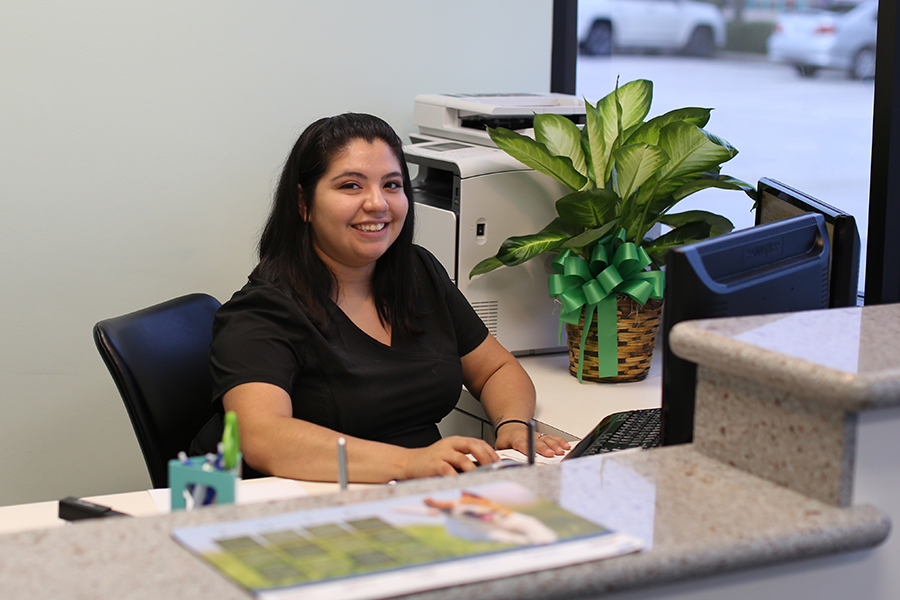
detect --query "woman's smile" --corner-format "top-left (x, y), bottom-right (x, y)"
top-left (353, 222), bottom-right (387, 232)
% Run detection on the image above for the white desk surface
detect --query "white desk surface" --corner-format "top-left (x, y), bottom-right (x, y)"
top-left (0, 478), bottom-right (363, 536)
top-left (455, 350), bottom-right (663, 440)
top-left (523, 351), bottom-right (662, 439)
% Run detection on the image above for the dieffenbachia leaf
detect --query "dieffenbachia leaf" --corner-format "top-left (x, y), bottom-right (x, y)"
top-left (643, 221), bottom-right (715, 266)
top-left (649, 122), bottom-right (737, 199)
top-left (611, 142), bottom-right (669, 201)
top-left (659, 210), bottom-right (734, 237)
top-left (626, 107), bottom-right (712, 146)
top-left (488, 126), bottom-right (587, 191)
top-left (534, 113), bottom-right (588, 180)
top-left (555, 187), bottom-right (620, 228)
top-left (493, 218), bottom-right (574, 267)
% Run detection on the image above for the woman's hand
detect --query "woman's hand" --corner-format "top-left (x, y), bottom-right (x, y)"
top-left (494, 421), bottom-right (570, 459)
top-left (402, 436), bottom-right (500, 479)
top-left (460, 335), bottom-right (570, 460)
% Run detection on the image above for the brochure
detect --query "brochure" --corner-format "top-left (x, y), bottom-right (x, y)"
top-left (172, 480), bottom-right (642, 600)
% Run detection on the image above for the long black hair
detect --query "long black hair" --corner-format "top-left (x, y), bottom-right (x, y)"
top-left (253, 113), bottom-right (419, 336)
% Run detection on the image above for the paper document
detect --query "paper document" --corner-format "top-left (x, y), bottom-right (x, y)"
top-left (496, 447), bottom-right (568, 465)
top-left (172, 480), bottom-right (642, 600)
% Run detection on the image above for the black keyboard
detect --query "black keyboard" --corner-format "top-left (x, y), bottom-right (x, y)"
top-left (563, 408), bottom-right (661, 460)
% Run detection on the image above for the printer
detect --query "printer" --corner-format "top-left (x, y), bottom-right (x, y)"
top-left (406, 93), bottom-right (586, 355)
top-left (413, 92), bottom-right (585, 147)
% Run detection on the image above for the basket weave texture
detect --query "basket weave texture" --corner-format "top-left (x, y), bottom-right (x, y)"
top-left (566, 294), bottom-right (664, 383)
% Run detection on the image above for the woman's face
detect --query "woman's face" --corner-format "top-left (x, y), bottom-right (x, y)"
top-left (304, 137), bottom-right (409, 275)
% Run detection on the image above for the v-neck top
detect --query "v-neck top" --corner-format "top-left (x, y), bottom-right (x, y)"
top-left (209, 246), bottom-right (489, 448)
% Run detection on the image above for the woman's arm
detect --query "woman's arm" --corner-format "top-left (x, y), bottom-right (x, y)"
top-left (223, 382), bottom-right (500, 482)
top-left (460, 335), bottom-right (570, 458)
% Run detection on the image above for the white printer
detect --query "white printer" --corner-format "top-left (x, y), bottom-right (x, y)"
top-left (406, 93), bottom-right (586, 355)
top-left (413, 92), bottom-right (585, 147)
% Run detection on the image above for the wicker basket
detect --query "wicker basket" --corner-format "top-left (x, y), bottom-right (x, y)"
top-left (566, 294), bottom-right (664, 383)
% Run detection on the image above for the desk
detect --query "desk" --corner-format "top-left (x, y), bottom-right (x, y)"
top-left (3, 307), bottom-right (897, 598)
top-left (0, 478), bottom-right (367, 536)
top-left (0, 447), bottom-right (886, 599)
top-left (443, 350), bottom-right (662, 442)
top-left (4, 347), bottom-right (657, 537)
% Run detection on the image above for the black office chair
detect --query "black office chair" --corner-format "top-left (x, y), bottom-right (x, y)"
top-left (93, 293), bottom-right (221, 488)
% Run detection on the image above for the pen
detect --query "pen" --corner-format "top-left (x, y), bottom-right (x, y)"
top-left (192, 482), bottom-right (209, 507)
top-left (222, 411), bottom-right (240, 470)
top-left (177, 451), bottom-right (205, 509)
top-left (528, 419), bottom-right (536, 465)
top-left (202, 454), bottom-right (217, 472)
top-left (215, 442), bottom-right (225, 471)
top-left (337, 437), bottom-right (348, 491)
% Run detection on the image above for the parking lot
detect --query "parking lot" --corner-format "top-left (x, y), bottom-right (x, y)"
top-left (576, 53), bottom-right (875, 279)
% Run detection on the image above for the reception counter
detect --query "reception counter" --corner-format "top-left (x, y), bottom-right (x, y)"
top-left (667, 302), bottom-right (900, 599)
top-left (1, 303), bottom-right (898, 599)
top-left (0, 446), bottom-right (887, 599)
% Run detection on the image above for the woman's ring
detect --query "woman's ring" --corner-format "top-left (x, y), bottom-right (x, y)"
top-left (537, 432), bottom-right (546, 438)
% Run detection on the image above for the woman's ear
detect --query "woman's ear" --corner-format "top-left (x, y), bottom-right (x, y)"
top-left (298, 185), bottom-right (308, 221)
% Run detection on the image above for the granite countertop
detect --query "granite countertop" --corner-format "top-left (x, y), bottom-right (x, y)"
top-left (669, 304), bottom-right (900, 410)
top-left (0, 445), bottom-right (888, 600)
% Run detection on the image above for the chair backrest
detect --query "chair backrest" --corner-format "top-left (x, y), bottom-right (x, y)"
top-left (93, 293), bottom-right (221, 488)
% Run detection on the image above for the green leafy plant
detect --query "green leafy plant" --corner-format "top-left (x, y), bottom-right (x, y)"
top-left (469, 79), bottom-right (755, 278)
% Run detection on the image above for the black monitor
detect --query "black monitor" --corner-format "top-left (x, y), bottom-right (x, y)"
top-left (756, 177), bottom-right (861, 307)
top-left (660, 213), bottom-right (831, 446)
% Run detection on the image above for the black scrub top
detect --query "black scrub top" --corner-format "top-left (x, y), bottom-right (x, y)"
top-left (209, 246), bottom-right (489, 449)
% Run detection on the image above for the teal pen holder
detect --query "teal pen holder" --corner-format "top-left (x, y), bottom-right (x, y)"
top-left (168, 454), bottom-right (242, 511)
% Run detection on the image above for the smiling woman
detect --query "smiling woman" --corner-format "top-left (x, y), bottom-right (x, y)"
top-left (304, 138), bottom-right (409, 278)
top-left (194, 114), bottom-right (570, 483)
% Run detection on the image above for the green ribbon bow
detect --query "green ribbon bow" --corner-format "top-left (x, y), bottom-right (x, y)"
top-left (548, 229), bottom-right (665, 382)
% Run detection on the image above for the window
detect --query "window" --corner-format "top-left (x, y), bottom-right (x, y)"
top-left (554, 0), bottom-right (899, 301)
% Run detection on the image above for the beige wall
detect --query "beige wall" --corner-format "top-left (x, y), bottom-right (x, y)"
top-left (0, 0), bottom-right (555, 505)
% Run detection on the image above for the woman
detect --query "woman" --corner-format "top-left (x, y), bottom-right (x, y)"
top-left (208, 113), bottom-right (568, 482)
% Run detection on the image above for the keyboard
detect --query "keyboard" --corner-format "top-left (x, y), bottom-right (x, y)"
top-left (563, 408), bottom-right (661, 460)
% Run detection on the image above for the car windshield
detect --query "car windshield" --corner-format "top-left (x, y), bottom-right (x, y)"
top-left (817, 1), bottom-right (867, 15)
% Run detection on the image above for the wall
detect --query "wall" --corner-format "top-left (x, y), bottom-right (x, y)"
top-left (0, 0), bottom-right (554, 505)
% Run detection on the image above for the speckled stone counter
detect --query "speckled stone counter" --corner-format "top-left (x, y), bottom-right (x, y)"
top-left (3, 305), bottom-right (898, 599)
top-left (669, 304), bottom-right (900, 507)
top-left (0, 445), bottom-right (888, 600)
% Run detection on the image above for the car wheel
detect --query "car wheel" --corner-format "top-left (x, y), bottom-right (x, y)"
top-left (796, 65), bottom-right (819, 78)
top-left (850, 47), bottom-right (877, 80)
top-left (581, 21), bottom-right (612, 57)
top-left (684, 27), bottom-right (714, 58)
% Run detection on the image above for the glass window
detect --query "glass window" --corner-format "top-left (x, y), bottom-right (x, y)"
top-left (576, 0), bottom-right (875, 288)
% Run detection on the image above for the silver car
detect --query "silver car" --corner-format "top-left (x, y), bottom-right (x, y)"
top-left (578, 0), bottom-right (727, 58)
top-left (767, 0), bottom-right (878, 79)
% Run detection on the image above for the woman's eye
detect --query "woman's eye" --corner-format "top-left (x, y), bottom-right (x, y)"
top-left (339, 182), bottom-right (360, 190)
top-left (385, 181), bottom-right (402, 190)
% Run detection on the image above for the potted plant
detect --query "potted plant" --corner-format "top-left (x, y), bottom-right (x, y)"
top-left (469, 79), bottom-right (755, 382)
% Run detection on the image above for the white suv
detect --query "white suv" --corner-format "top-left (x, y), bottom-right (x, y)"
top-left (578, 0), bottom-right (727, 57)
